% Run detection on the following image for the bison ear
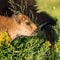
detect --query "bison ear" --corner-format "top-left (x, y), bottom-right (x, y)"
top-left (12, 15), bottom-right (21, 24)
top-left (18, 14), bottom-right (23, 20)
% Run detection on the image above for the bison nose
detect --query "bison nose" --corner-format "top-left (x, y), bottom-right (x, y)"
top-left (34, 29), bottom-right (38, 33)
top-left (31, 29), bottom-right (38, 36)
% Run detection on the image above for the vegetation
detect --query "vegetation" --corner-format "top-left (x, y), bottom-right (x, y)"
top-left (0, 0), bottom-right (60, 60)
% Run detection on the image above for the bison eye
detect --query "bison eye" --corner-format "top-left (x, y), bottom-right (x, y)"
top-left (18, 20), bottom-right (21, 24)
top-left (26, 22), bottom-right (30, 25)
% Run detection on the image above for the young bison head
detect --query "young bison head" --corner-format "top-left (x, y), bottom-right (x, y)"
top-left (8, 14), bottom-right (37, 40)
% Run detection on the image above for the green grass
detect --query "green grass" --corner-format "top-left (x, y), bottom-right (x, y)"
top-left (0, 36), bottom-right (51, 60)
top-left (0, 0), bottom-right (60, 60)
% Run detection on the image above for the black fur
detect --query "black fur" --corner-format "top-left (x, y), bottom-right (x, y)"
top-left (38, 11), bottom-right (57, 29)
top-left (38, 11), bottom-right (57, 44)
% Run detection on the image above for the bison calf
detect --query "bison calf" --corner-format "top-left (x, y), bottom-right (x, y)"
top-left (0, 14), bottom-right (37, 42)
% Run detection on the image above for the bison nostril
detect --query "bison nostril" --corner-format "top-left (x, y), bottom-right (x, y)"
top-left (35, 30), bottom-right (38, 33)
top-left (31, 29), bottom-right (38, 36)
top-left (35, 29), bottom-right (38, 32)
top-left (34, 29), bottom-right (38, 33)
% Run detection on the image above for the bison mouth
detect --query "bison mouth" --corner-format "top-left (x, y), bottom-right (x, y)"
top-left (20, 31), bottom-right (38, 38)
top-left (19, 30), bottom-right (38, 38)
top-left (10, 30), bottom-right (38, 43)
top-left (31, 31), bottom-right (38, 36)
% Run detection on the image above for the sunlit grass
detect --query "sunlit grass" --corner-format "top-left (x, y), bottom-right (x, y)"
top-left (0, 32), bottom-right (11, 46)
top-left (36, 0), bottom-right (60, 25)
